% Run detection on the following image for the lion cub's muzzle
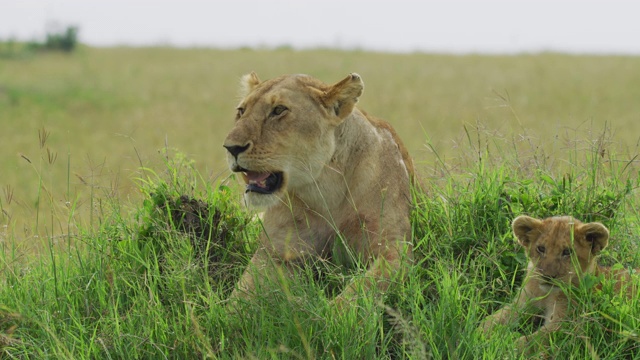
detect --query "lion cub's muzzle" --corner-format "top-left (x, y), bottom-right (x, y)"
top-left (539, 274), bottom-right (558, 286)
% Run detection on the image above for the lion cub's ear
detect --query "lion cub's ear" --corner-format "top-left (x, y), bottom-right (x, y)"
top-left (322, 73), bottom-right (364, 120)
top-left (239, 71), bottom-right (261, 97)
top-left (580, 222), bottom-right (609, 255)
top-left (512, 215), bottom-right (542, 247)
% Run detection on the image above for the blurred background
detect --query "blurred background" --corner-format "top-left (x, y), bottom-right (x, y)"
top-left (2, 0), bottom-right (640, 54)
top-left (1, 0), bottom-right (639, 245)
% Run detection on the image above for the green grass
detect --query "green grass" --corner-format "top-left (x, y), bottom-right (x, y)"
top-left (0, 47), bottom-right (639, 358)
top-left (0, 125), bottom-right (638, 358)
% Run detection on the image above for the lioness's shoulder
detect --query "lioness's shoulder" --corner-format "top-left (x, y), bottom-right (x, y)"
top-left (358, 110), bottom-right (415, 180)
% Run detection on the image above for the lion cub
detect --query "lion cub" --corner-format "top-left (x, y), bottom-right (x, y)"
top-left (480, 215), bottom-right (636, 350)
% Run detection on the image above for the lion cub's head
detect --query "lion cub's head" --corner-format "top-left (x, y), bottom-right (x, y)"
top-left (223, 72), bottom-right (364, 208)
top-left (512, 216), bottom-right (609, 290)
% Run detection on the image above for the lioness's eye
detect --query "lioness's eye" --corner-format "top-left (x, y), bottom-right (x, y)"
top-left (562, 248), bottom-right (572, 257)
top-left (271, 105), bottom-right (288, 117)
top-left (236, 107), bottom-right (245, 117)
top-left (537, 245), bottom-right (546, 254)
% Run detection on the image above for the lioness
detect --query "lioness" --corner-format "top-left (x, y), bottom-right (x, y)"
top-left (223, 72), bottom-right (414, 305)
top-left (480, 215), bottom-right (637, 350)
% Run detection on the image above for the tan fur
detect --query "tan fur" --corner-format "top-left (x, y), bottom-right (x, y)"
top-left (480, 215), bottom-right (637, 351)
top-left (223, 73), bottom-right (414, 305)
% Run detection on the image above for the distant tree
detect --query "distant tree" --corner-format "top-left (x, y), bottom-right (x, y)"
top-left (43, 26), bottom-right (79, 52)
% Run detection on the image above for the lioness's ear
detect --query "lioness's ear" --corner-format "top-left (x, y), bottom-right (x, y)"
top-left (239, 71), bottom-right (261, 97)
top-left (512, 216), bottom-right (542, 247)
top-left (323, 73), bottom-right (364, 120)
top-left (581, 222), bottom-right (609, 255)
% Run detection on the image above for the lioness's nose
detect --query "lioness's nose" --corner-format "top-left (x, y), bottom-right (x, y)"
top-left (223, 143), bottom-right (250, 158)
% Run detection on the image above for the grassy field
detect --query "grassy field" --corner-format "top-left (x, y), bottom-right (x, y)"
top-left (0, 47), bottom-right (639, 358)
top-left (2, 47), bottom-right (640, 240)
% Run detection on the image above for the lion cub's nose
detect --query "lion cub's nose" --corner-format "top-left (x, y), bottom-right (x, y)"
top-left (224, 144), bottom-right (250, 158)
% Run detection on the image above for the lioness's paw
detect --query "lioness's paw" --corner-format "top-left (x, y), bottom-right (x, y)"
top-left (478, 315), bottom-right (501, 334)
top-left (331, 294), bottom-right (348, 311)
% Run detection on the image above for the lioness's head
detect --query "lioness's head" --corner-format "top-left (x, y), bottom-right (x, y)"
top-left (512, 215), bottom-right (609, 290)
top-left (223, 72), bottom-right (364, 208)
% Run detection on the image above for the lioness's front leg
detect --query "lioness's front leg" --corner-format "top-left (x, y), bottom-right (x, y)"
top-left (229, 244), bottom-right (306, 302)
top-left (229, 247), bottom-right (271, 301)
top-left (333, 252), bottom-right (402, 308)
top-left (229, 210), bottom-right (325, 303)
top-left (333, 229), bottom-right (412, 307)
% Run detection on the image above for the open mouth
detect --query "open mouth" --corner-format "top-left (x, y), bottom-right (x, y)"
top-left (241, 171), bottom-right (284, 194)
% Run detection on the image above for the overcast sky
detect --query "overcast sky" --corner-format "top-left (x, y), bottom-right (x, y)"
top-left (1, 0), bottom-right (639, 54)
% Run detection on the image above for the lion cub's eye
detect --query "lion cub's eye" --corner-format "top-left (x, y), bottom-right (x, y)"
top-left (236, 107), bottom-right (245, 118)
top-left (270, 105), bottom-right (288, 117)
top-left (536, 245), bottom-right (546, 254)
top-left (562, 248), bottom-right (572, 257)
